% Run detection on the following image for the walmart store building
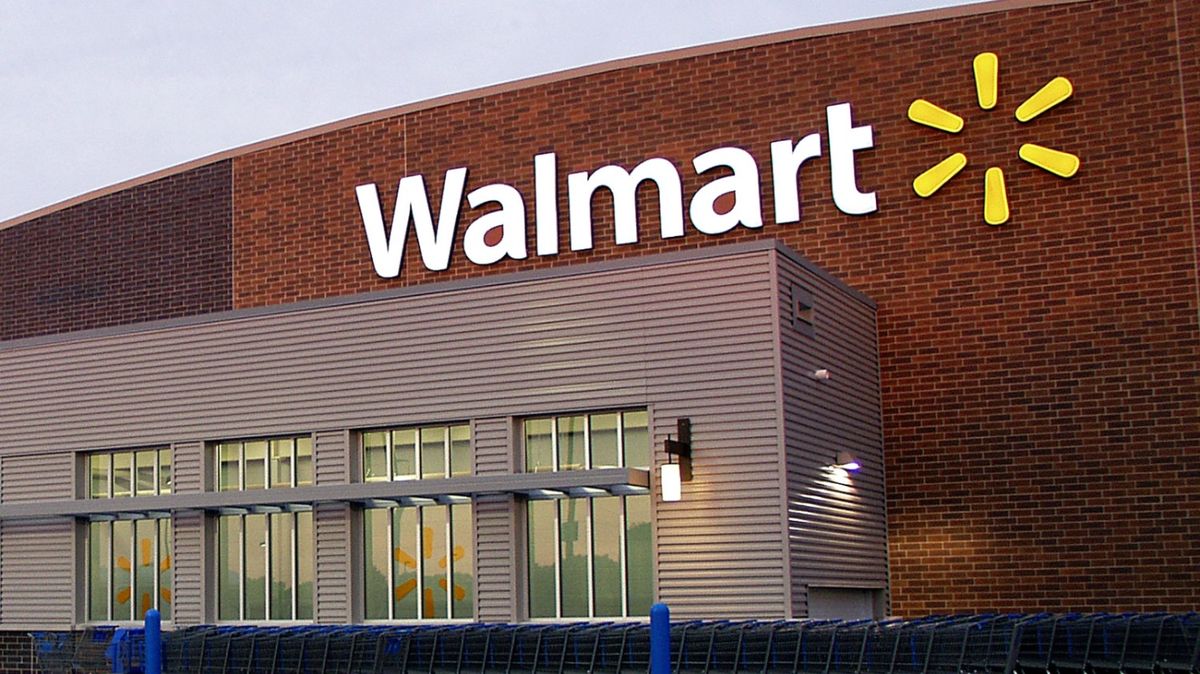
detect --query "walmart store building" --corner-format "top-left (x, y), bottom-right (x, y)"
top-left (0, 0), bottom-right (1196, 651)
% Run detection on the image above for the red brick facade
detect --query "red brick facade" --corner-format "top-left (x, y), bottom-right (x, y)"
top-left (3, 0), bottom-right (1198, 615)
top-left (0, 161), bottom-right (232, 342)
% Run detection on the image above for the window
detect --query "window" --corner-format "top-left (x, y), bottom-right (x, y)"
top-left (217, 512), bottom-right (314, 621)
top-left (213, 435), bottom-right (315, 621)
top-left (362, 503), bottom-right (473, 620)
top-left (88, 448), bottom-right (171, 498)
top-left (216, 437), bottom-right (313, 491)
top-left (362, 423), bottom-right (471, 482)
top-left (525, 411), bottom-right (649, 473)
top-left (87, 518), bottom-right (172, 622)
top-left (523, 411), bottom-right (652, 618)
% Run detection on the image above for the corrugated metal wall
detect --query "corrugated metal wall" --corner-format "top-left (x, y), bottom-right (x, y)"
top-left (0, 244), bottom-right (886, 626)
top-left (171, 440), bottom-right (206, 625)
top-left (776, 252), bottom-right (888, 617)
top-left (0, 454), bottom-right (75, 626)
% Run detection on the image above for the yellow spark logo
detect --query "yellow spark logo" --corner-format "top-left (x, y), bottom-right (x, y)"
top-left (908, 52), bottom-right (1080, 225)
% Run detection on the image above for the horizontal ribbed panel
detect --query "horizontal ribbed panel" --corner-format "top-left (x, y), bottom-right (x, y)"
top-left (172, 441), bottom-right (204, 494)
top-left (0, 519), bottom-right (74, 626)
top-left (2, 453), bottom-right (73, 503)
top-left (474, 494), bottom-right (516, 622)
top-left (0, 249), bottom-right (787, 621)
top-left (778, 254), bottom-right (887, 617)
top-left (171, 509), bottom-right (205, 626)
top-left (315, 430), bottom-right (347, 486)
top-left (314, 502), bottom-right (351, 623)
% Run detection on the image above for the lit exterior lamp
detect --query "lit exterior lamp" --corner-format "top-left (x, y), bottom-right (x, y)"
top-left (831, 451), bottom-right (862, 472)
top-left (662, 418), bottom-right (692, 502)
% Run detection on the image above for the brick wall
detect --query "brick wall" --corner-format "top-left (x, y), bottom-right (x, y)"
top-left (229, 0), bottom-right (1200, 614)
top-left (0, 632), bottom-right (34, 674)
top-left (0, 0), bottom-right (1196, 616)
top-left (0, 161), bottom-right (232, 342)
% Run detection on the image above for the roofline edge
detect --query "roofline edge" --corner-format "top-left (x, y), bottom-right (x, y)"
top-left (0, 0), bottom-right (1088, 233)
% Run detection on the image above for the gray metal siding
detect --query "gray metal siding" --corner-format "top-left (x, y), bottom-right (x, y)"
top-left (777, 253), bottom-right (888, 617)
top-left (0, 248), bottom-right (789, 622)
top-left (0, 519), bottom-right (74, 627)
top-left (313, 430), bottom-right (351, 622)
top-left (172, 441), bottom-right (204, 494)
top-left (2, 453), bottom-right (73, 503)
top-left (171, 509), bottom-right (205, 626)
top-left (473, 417), bottom-right (516, 621)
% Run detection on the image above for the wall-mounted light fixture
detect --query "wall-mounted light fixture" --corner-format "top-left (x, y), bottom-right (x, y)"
top-left (811, 368), bottom-right (832, 380)
top-left (830, 451), bottom-right (862, 472)
top-left (662, 418), bottom-right (692, 502)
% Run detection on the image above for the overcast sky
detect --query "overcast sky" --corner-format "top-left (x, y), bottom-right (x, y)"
top-left (0, 1), bottom-right (986, 223)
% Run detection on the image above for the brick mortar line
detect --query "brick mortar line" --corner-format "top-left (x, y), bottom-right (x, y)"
top-left (1172, 0), bottom-right (1200, 337)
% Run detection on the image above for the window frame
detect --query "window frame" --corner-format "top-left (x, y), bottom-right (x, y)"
top-left (213, 436), bottom-right (313, 492)
top-left (86, 447), bottom-right (172, 499)
top-left (84, 516), bottom-right (172, 624)
top-left (359, 422), bottom-right (472, 483)
top-left (216, 510), bottom-right (314, 623)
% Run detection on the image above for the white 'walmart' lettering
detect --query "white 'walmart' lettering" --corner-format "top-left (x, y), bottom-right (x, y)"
top-left (355, 102), bottom-right (876, 279)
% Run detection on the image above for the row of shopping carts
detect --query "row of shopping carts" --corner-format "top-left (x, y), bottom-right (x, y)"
top-left (32, 613), bottom-right (1200, 674)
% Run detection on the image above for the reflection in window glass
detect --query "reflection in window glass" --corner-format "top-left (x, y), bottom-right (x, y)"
top-left (218, 511), bottom-right (312, 621)
top-left (559, 498), bottom-right (589, 617)
top-left (450, 504), bottom-right (473, 618)
top-left (244, 442), bottom-right (268, 491)
top-left (269, 513), bottom-right (294, 620)
top-left (243, 514), bottom-right (267, 620)
top-left (135, 450), bottom-right (157, 497)
top-left (527, 494), bottom-right (651, 619)
top-left (362, 504), bottom-right (472, 620)
top-left (392, 429), bottom-right (417, 480)
top-left (622, 411), bottom-right (650, 469)
top-left (270, 439), bottom-right (293, 489)
top-left (111, 520), bottom-right (132, 620)
top-left (363, 432), bottom-right (389, 482)
top-left (422, 506), bottom-right (448, 619)
top-left (218, 444), bottom-right (241, 492)
top-left (450, 425), bottom-right (471, 477)
top-left (525, 419), bottom-right (554, 473)
top-left (625, 494), bottom-right (653, 616)
top-left (159, 450), bottom-right (172, 495)
top-left (557, 416), bottom-right (586, 471)
top-left (364, 508), bottom-right (389, 620)
top-left (113, 453), bottom-right (132, 498)
top-left (527, 500), bottom-right (557, 618)
top-left (592, 496), bottom-right (623, 616)
top-left (590, 414), bottom-right (620, 468)
top-left (88, 522), bottom-right (110, 621)
top-left (393, 508), bottom-right (419, 619)
top-left (295, 438), bottom-right (313, 487)
top-left (420, 427), bottom-right (447, 480)
top-left (158, 519), bottom-right (172, 621)
top-left (90, 454), bottom-right (110, 499)
top-left (87, 519), bottom-right (173, 622)
top-left (218, 516), bottom-right (241, 621)
top-left (361, 424), bottom-right (470, 482)
top-left (296, 512), bottom-right (314, 619)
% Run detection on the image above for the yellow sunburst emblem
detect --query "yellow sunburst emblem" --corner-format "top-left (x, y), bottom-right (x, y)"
top-left (908, 52), bottom-right (1080, 225)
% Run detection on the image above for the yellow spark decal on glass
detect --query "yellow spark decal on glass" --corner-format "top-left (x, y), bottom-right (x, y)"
top-left (907, 99), bottom-right (964, 133)
top-left (1015, 76), bottom-right (1073, 122)
top-left (1019, 143), bottom-right (1080, 178)
top-left (914, 153), bottom-right (967, 198)
top-left (907, 53), bottom-right (1080, 225)
top-left (974, 53), bottom-right (998, 109)
top-left (984, 168), bottom-right (1009, 225)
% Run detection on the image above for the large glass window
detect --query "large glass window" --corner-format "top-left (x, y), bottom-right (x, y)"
top-left (523, 410), bottom-right (652, 618)
top-left (362, 423), bottom-right (471, 482)
top-left (216, 437), bottom-right (312, 491)
top-left (217, 512), bottom-right (314, 621)
top-left (524, 411), bottom-right (649, 472)
top-left (88, 449), bottom-right (172, 498)
top-left (213, 435), bottom-right (315, 622)
top-left (87, 519), bottom-right (172, 622)
top-left (362, 503), bottom-right (473, 620)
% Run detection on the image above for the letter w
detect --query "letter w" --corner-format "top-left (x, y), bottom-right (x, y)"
top-left (356, 168), bottom-right (468, 278)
